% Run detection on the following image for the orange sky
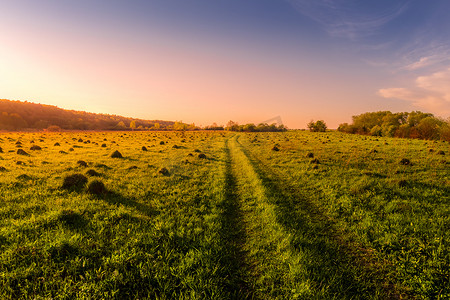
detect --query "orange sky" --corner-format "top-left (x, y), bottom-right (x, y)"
top-left (1, 1), bottom-right (449, 128)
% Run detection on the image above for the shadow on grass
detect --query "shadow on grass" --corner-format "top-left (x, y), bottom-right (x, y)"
top-left (236, 138), bottom-right (409, 299)
top-left (97, 191), bottom-right (159, 218)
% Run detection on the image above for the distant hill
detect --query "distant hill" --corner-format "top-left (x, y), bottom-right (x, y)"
top-left (0, 99), bottom-right (175, 131)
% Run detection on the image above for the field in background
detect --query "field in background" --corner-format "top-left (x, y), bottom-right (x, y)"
top-left (0, 131), bottom-right (448, 299)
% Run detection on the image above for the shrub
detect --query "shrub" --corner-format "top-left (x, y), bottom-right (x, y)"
top-left (307, 120), bottom-right (327, 132)
top-left (198, 153), bottom-right (207, 159)
top-left (47, 125), bottom-right (61, 132)
top-left (370, 125), bottom-right (382, 136)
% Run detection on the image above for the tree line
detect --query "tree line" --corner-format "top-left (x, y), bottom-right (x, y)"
top-left (0, 99), bottom-right (175, 131)
top-left (204, 121), bottom-right (287, 132)
top-left (338, 111), bottom-right (450, 141)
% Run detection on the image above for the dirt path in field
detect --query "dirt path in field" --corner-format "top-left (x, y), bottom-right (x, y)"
top-left (230, 135), bottom-right (411, 299)
top-left (217, 138), bottom-right (256, 299)
top-left (218, 134), bottom-right (410, 299)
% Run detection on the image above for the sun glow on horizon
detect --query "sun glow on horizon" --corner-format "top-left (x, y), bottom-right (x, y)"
top-left (1, 1), bottom-right (449, 128)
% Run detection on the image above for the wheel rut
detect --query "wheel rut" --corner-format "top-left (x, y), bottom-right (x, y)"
top-left (218, 137), bottom-right (256, 299)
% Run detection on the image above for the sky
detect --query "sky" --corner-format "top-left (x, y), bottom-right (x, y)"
top-left (1, 0), bottom-right (450, 128)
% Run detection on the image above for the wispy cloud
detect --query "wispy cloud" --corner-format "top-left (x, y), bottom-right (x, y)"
top-left (400, 43), bottom-right (450, 71)
top-left (286, 0), bottom-right (409, 39)
top-left (378, 67), bottom-right (450, 115)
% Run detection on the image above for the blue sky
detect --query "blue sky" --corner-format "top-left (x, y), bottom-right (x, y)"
top-left (1, 0), bottom-right (449, 127)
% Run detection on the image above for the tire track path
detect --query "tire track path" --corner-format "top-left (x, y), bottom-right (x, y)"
top-left (233, 135), bottom-right (410, 299)
top-left (217, 137), bottom-right (255, 299)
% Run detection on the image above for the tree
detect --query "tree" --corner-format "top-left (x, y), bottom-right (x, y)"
top-left (307, 120), bottom-right (327, 132)
top-left (370, 125), bottom-right (382, 136)
top-left (417, 117), bottom-right (441, 140)
top-left (243, 123), bottom-right (256, 132)
top-left (116, 121), bottom-right (126, 129)
top-left (47, 125), bottom-right (61, 132)
top-left (225, 120), bottom-right (239, 131)
top-left (130, 120), bottom-right (136, 131)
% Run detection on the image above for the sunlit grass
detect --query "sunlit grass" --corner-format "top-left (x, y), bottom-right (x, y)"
top-left (0, 130), bottom-right (448, 299)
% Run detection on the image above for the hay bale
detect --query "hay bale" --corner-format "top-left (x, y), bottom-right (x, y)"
top-left (30, 145), bottom-right (42, 151)
top-left (87, 180), bottom-right (107, 195)
top-left (142, 146), bottom-right (148, 151)
top-left (61, 174), bottom-right (88, 190)
top-left (159, 141), bottom-right (165, 145)
top-left (110, 150), bottom-right (123, 158)
top-left (17, 149), bottom-right (29, 156)
top-left (54, 142), bottom-right (60, 146)
top-left (101, 144), bottom-right (107, 148)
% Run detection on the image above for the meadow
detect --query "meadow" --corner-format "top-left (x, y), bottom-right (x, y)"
top-left (0, 130), bottom-right (448, 299)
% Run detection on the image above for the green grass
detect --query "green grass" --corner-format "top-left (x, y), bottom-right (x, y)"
top-left (0, 131), bottom-right (448, 299)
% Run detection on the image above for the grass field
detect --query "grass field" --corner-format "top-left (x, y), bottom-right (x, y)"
top-left (0, 131), bottom-right (448, 299)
